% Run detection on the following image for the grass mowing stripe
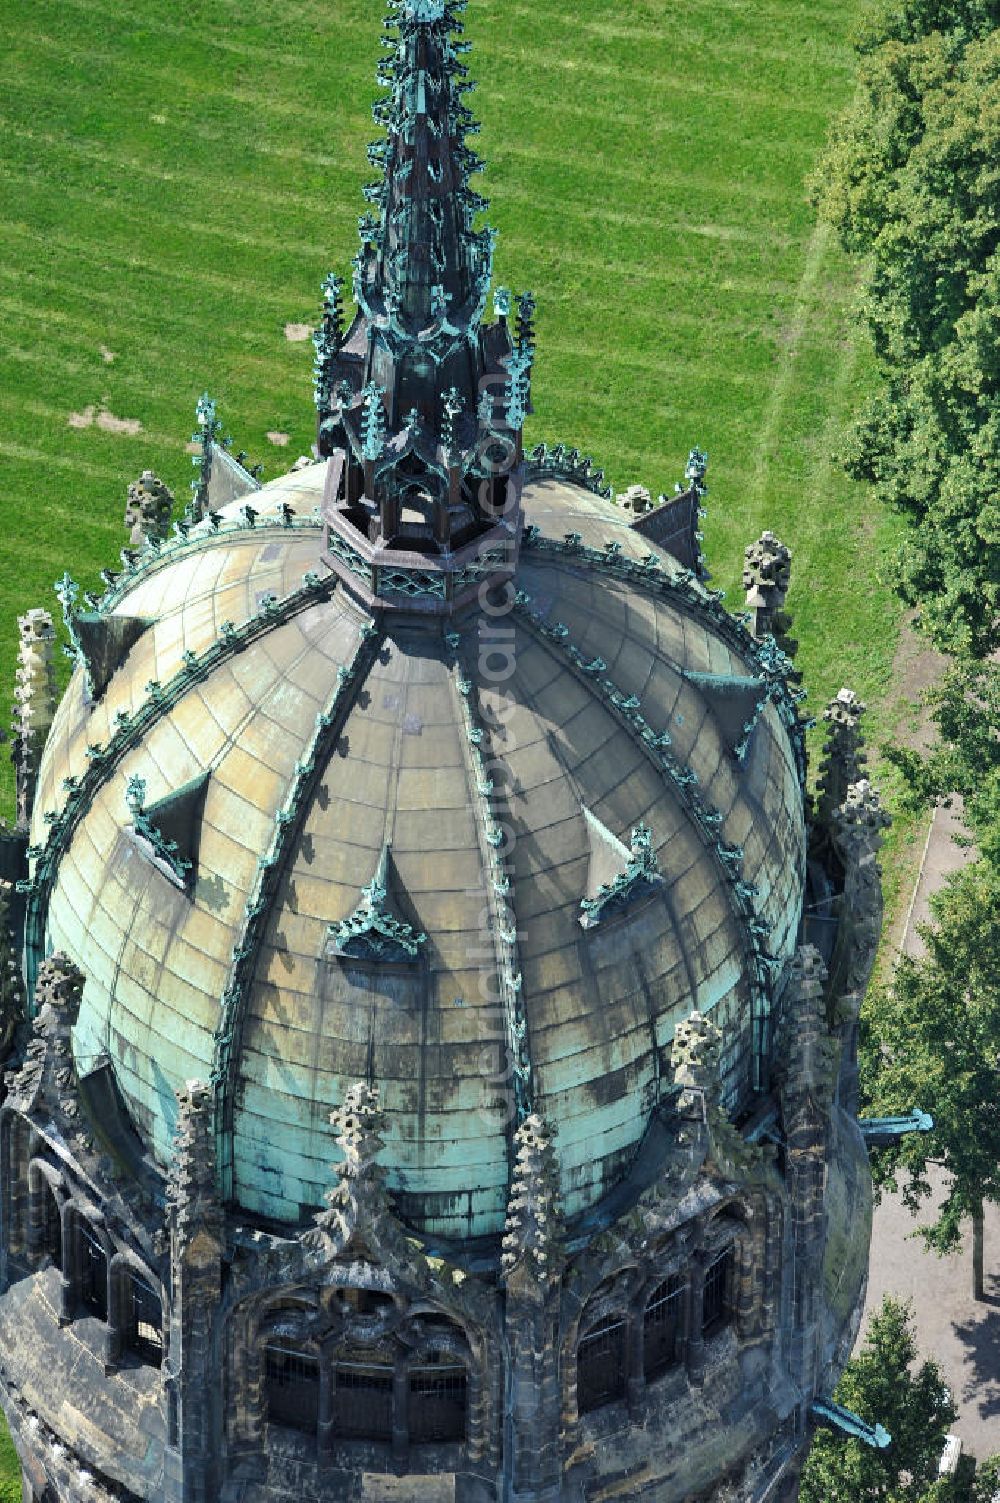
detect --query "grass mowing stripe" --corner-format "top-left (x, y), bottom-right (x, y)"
top-left (0, 441), bottom-right (127, 480)
top-left (0, 110), bottom-right (812, 225)
top-left (0, 164), bottom-right (329, 260)
top-left (21, 2), bottom-right (849, 87)
top-left (0, 112), bottom-right (358, 209)
top-left (0, 220), bottom-right (321, 309)
top-left (0, 219), bottom-right (802, 329)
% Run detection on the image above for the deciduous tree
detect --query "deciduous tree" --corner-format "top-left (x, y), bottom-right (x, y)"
top-left (800, 1297), bottom-right (956, 1502)
top-left (884, 657), bottom-right (1000, 861)
top-left (862, 859), bottom-right (1000, 1299)
top-left (813, 8), bottom-right (1000, 656)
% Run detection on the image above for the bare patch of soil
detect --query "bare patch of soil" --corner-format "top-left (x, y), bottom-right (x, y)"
top-left (284, 323), bottom-right (311, 342)
top-left (96, 409), bottom-right (142, 436)
top-left (266, 431), bottom-right (290, 447)
top-left (68, 405), bottom-right (142, 436)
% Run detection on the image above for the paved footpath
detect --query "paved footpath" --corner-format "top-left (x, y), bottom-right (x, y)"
top-left (859, 801), bottom-right (1000, 1463)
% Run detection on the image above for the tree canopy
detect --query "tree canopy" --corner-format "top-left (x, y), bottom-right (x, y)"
top-left (800, 1297), bottom-right (956, 1502)
top-left (801, 1295), bottom-right (1000, 1500)
top-left (813, 7), bottom-right (1000, 656)
top-left (884, 657), bottom-right (1000, 860)
top-left (862, 859), bottom-right (1000, 1294)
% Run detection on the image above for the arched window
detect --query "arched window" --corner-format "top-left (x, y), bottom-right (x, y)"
top-left (125, 1270), bottom-right (163, 1367)
top-left (333, 1358), bottom-right (396, 1436)
top-left (702, 1245), bottom-right (735, 1338)
top-left (408, 1313), bottom-right (469, 1443)
top-left (577, 1313), bottom-right (627, 1414)
top-left (332, 1359), bottom-right (394, 1440)
top-left (78, 1221), bottom-right (107, 1321)
top-left (643, 1274), bottom-right (683, 1381)
top-left (44, 1182), bottom-right (62, 1270)
top-left (409, 1358), bottom-right (467, 1443)
top-left (264, 1341), bottom-right (320, 1435)
top-left (257, 1303), bottom-right (474, 1454)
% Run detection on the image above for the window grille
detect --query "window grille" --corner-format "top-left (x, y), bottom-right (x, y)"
top-left (702, 1246), bottom-right (735, 1337)
top-left (409, 1364), bottom-right (467, 1443)
top-left (264, 1342), bottom-right (320, 1434)
top-left (333, 1362), bottom-right (394, 1441)
top-left (78, 1222), bottom-right (107, 1321)
top-left (44, 1187), bottom-right (62, 1270)
top-left (127, 1272), bottom-right (163, 1367)
top-left (643, 1275), bottom-right (683, 1381)
top-left (577, 1315), bottom-right (626, 1414)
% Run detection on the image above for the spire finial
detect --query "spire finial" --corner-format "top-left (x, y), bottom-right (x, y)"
top-left (355, 0), bottom-right (492, 345)
top-left (316, 1), bottom-right (532, 591)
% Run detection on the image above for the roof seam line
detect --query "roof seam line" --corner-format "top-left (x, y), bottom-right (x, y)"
top-left (20, 571), bottom-right (336, 999)
top-left (210, 616), bottom-right (384, 1203)
top-left (511, 591), bottom-right (776, 1102)
top-left (447, 641), bottom-right (531, 1143)
top-left (96, 511), bottom-right (324, 616)
top-left (520, 528), bottom-right (809, 789)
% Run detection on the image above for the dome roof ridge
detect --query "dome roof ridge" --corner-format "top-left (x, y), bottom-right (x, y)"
top-left (22, 528), bottom-right (339, 997)
top-left (509, 582), bottom-right (779, 1098)
top-left (210, 614), bottom-right (384, 1201)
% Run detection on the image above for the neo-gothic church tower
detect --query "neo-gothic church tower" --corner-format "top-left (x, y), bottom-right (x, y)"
top-left (0, 4), bottom-right (886, 1500)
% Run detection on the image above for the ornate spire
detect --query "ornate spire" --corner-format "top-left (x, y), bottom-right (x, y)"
top-left (357, 0), bottom-right (493, 356)
top-left (125, 470), bottom-right (174, 548)
top-left (815, 687), bottom-right (867, 826)
top-left (313, 273), bottom-right (346, 416)
top-left (829, 779), bottom-right (891, 1114)
top-left (667, 1010), bottom-right (761, 1181)
top-left (4, 954), bottom-right (83, 1118)
top-left (12, 608), bottom-right (57, 830)
top-left (304, 1083), bottom-right (424, 1277)
top-left (670, 1011), bottom-right (723, 1116)
top-left (774, 946), bottom-right (837, 1123)
top-left (0, 884), bottom-right (24, 1065)
top-left (743, 529), bottom-right (796, 664)
top-left (317, 1), bottom-right (532, 582)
